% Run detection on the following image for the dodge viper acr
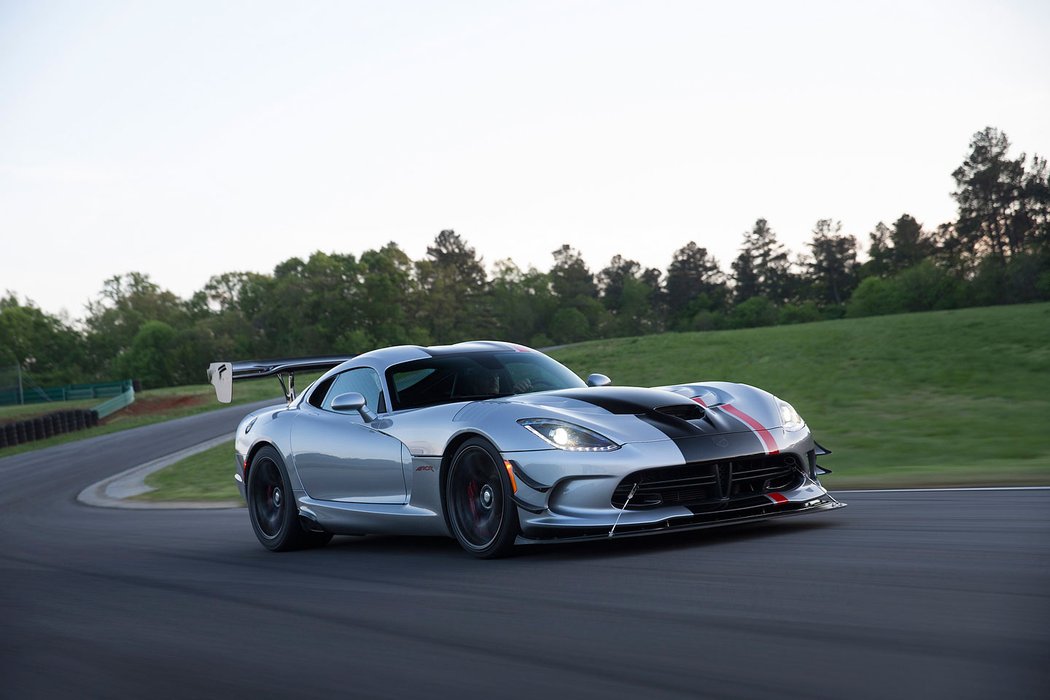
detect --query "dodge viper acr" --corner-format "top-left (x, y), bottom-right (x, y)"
top-left (207, 341), bottom-right (844, 558)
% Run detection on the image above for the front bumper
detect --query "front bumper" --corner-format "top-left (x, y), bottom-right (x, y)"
top-left (504, 434), bottom-right (845, 541)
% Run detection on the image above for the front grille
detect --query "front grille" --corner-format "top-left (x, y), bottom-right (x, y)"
top-left (611, 454), bottom-right (804, 509)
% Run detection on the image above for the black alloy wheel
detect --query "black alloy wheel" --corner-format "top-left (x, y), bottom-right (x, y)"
top-left (247, 445), bottom-right (331, 552)
top-left (446, 438), bottom-right (520, 558)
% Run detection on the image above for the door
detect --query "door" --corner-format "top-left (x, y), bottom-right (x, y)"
top-left (291, 367), bottom-right (407, 503)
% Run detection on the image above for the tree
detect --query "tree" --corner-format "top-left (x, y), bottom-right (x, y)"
top-left (846, 277), bottom-right (905, 318)
top-left (548, 307), bottom-right (590, 344)
top-left (83, 272), bottom-right (190, 377)
top-left (862, 222), bottom-right (893, 279)
top-left (251, 252), bottom-right (362, 355)
top-left (665, 242), bottom-right (728, 329)
top-left (805, 219), bottom-right (859, 306)
top-left (597, 256), bottom-right (664, 337)
top-left (356, 243), bottom-right (428, 349)
top-left (727, 296), bottom-right (778, 329)
top-left (848, 261), bottom-right (963, 317)
top-left (731, 219), bottom-right (792, 304)
top-left (951, 127), bottom-right (1050, 264)
top-left (187, 271), bottom-right (268, 359)
top-left (415, 230), bottom-right (490, 343)
top-left (862, 215), bottom-right (934, 279)
top-left (0, 294), bottom-right (85, 384)
top-left (549, 245), bottom-right (598, 302)
top-left (118, 320), bottom-right (178, 388)
top-left (489, 260), bottom-right (557, 345)
top-left (598, 255), bottom-right (641, 313)
top-left (548, 245), bottom-right (605, 337)
top-left (889, 214), bottom-right (933, 271)
top-left (426, 229), bottom-right (487, 288)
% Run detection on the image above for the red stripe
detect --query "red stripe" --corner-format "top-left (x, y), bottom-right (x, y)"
top-left (721, 404), bottom-right (779, 455)
top-left (690, 396), bottom-right (707, 407)
top-left (768, 492), bottom-right (788, 504)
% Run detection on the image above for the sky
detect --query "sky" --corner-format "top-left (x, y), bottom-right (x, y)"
top-left (1, 0), bottom-right (1048, 319)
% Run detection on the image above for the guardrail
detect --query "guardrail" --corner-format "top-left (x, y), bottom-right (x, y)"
top-left (93, 387), bottom-right (136, 420)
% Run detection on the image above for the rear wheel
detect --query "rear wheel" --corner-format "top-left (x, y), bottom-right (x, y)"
top-left (247, 446), bottom-right (331, 551)
top-left (446, 438), bottom-right (520, 558)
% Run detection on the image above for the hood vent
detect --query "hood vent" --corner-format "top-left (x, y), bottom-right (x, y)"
top-left (654, 404), bottom-right (704, 421)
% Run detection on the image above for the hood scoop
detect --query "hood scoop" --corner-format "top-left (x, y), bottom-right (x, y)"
top-left (654, 403), bottom-right (705, 421)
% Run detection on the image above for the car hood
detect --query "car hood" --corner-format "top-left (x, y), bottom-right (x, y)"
top-left (479, 384), bottom-right (783, 446)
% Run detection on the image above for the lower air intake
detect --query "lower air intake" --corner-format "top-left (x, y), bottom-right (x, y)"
top-left (611, 454), bottom-right (804, 509)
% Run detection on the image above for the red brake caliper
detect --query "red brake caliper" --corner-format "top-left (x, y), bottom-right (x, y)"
top-left (467, 481), bottom-right (479, 519)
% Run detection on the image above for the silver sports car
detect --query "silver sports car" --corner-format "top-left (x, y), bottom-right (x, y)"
top-left (207, 341), bottom-right (844, 558)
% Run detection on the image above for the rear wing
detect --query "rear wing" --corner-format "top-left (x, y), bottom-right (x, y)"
top-left (206, 356), bottom-right (353, 404)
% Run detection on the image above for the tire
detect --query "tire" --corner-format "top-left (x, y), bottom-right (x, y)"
top-left (445, 438), bottom-right (520, 558)
top-left (246, 446), bottom-right (331, 552)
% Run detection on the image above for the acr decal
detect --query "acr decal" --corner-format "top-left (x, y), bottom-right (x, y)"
top-left (720, 404), bottom-right (779, 455)
top-left (415, 465), bottom-right (435, 472)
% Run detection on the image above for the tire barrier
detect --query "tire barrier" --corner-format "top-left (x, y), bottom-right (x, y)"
top-left (0, 409), bottom-right (100, 451)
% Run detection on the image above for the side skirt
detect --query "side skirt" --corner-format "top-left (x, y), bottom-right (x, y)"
top-left (298, 496), bottom-right (450, 537)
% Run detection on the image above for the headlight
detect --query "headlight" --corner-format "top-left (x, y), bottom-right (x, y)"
top-left (776, 398), bottom-right (806, 432)
top-left (518, 418), bottom-right (620, 452)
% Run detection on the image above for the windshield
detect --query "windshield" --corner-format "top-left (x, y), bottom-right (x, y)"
top-left (387, 351), bottom-right (586, 411)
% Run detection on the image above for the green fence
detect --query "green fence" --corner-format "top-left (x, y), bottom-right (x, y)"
top-left (0, 380), bottom-right (134, 407)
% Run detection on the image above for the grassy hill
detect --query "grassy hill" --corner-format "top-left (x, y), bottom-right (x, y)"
top-left (549, 303), bottom-right (1050, 488)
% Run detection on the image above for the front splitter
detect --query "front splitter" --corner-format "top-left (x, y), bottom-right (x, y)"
top-left (514, 498), bottom-right (846, 545)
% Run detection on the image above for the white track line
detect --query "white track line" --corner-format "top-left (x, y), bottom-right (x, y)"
top-left (835, 485), bottom-right (1050, 494)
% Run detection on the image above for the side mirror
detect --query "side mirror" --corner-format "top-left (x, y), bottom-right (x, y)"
top-left (330, 392), bottom-right (378, 423)
top-left (586, 373), bottom-right (611, 387)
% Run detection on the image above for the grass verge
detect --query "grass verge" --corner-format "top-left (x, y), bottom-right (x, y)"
top-left (137, 441), bottom-right (241, 502)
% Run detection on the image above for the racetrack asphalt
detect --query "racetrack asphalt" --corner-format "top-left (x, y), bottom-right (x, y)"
top-left (1, 404), bottom-right (1047, 700)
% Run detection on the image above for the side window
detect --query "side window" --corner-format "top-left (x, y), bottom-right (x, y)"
top-left (307, 375), bottom-right (337, 408)
top-left (321, 368), bottom-right (384, 413)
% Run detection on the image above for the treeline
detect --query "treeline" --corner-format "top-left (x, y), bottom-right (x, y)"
top-left (2, 126), bottom-right (1048, 389)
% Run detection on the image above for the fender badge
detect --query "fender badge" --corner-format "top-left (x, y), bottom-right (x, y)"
top-left (415, 465), bottom-right (435, 472)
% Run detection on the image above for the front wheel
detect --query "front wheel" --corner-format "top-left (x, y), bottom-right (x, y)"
top-left (445, 438), bottom-right (520, 558)
top-left (247, 446), bottom-right (331, 551)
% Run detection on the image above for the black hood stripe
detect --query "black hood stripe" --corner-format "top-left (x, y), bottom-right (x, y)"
top-left (545, 388), bottom-right (682, 415)
top-left (549, 388), bottom-right (768, 461)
